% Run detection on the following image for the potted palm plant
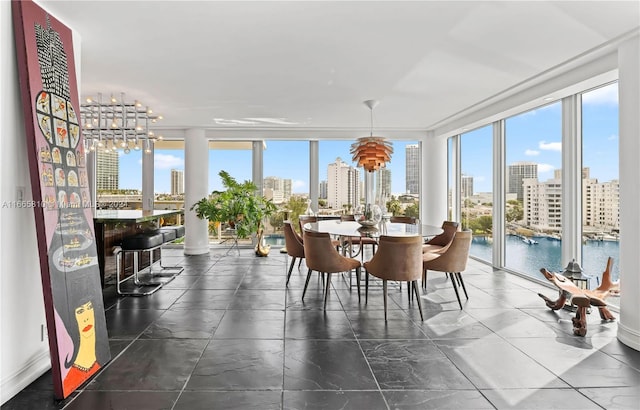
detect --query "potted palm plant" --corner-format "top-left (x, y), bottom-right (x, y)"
top-left (191, 171), bottom-right (277, 253)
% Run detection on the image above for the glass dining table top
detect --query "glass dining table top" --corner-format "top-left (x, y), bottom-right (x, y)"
top-left (303, 219), bottom-right (443, 239)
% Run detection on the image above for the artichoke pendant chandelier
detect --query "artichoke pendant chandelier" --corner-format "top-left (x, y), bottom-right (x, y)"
top-left (350, 100), bottom-right (393, 172)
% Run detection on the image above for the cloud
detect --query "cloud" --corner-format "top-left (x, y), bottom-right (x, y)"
top-left (154, 154), bottom-right (184, 170)
top-left (607, 134), bottom-right (618, 141)
top-left (582, 84), bottom-right (618, 106)
top-left (525, 149), bottom-right (540, 156)
top-left (537, 163), bottom-right (555, 173)
top-left (539, 141), bottom-right (561, 151)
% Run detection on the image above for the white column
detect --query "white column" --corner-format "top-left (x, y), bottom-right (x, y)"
top-left (561, 95), bottom-right (582, 268)
top-left (252, 141), bottom-right (263, 194)
top-left (309, 141), bottom-right (319, 213)
top-left (492, 121), bottom-right (505, 267)
top-left (141, 142), bottom-right (154, 211)
top-left (184, 129), bottom-right (209, 255)
top-left (617, 35), bottom-right (640, 351)
top-left (420, 132), bottom-right (448, 226)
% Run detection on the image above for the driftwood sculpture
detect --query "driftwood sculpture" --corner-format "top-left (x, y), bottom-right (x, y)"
top-left (538, 257), bottom-right (618, 336)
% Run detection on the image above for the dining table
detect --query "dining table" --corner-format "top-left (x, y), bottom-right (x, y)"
top-left (303, 219), bottom-right (443, 239)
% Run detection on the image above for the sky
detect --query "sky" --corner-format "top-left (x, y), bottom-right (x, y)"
top-left (117, 140), bottom-right (417, 196)
top-left (459, 82), bottom-right (619, 193)
top-left (116, 83), bottom-right (618, 196)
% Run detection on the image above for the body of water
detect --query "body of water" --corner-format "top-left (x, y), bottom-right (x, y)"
top-left (471, 235), bottom-right (620, 285)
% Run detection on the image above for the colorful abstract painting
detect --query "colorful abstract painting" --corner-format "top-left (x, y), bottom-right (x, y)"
top-left (12, 0), bottom-right (111, 399)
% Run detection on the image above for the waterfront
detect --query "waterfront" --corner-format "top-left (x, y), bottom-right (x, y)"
top-left (471, 235), bottom-right (621, 285)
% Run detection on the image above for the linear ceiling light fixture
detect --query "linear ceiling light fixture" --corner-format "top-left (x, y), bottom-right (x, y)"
top-left (80, 93), bottom-right (163, 154)
top-left (350, 99), bottom-right (393, 172)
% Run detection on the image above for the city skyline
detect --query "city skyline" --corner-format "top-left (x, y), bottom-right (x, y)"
top-left (116, 140), bottom-right (418, 196)
top-left (113, 84), bottom-right (618, 197)
top-left (460, 83), bottom-right (619, 193)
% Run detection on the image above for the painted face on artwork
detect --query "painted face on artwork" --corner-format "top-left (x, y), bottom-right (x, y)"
top-left (74, 301), bottom-right (95, 339)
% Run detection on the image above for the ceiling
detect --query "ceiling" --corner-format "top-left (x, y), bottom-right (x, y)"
top-left (39, 1), bottom-right (640, 138)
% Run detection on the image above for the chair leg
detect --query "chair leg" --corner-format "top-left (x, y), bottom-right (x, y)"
top-left (365, 270), bottom-right (369, 304)
top-left (355, 267), bottom-right (361, 303)
top-left (324, 272), bottom-right (332, 310)
top-left (298, 258), bottom-right (303, 268)
top-left (422, 269), bottom-right (428, 290)
top-left (383, 280), bottom-right (388, 321)
top-left (302, 268), bottom-right (313, 300)
top-left (407, 280), bottom-right (412, 302)
top-left (286, 257), bottom-right (296, 286)
top-left (456, 272), bottom-right (469, 299)
top-left (449, 272), bottom-right (463, 309)
top-left (412, 280), bottom-right (424, 321)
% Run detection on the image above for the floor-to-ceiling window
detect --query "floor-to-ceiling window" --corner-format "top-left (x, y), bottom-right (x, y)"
top-left (209, 146), bottom-right (252, 193)
top-left (263, 141), bottom-right (309, 233)
top-left (504, 102), bottom-right (563, 276)
top-left (461, 126), bottom-right (493, 262)
top-left (153, 148), bottom-right (185, 214)
top-left (581, 82), bottom-right (620, 304)
top-left (94, 144), bottom-right (142, 209)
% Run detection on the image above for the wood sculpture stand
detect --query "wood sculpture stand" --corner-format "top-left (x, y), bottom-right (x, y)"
top-left (538, 257), bottom-right (618, 336)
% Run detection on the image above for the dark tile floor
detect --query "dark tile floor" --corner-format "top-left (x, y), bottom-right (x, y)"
top-left (3, 246), bottom-right (640, 409)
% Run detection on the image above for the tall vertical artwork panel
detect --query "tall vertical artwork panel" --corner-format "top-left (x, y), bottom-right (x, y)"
top-left (12, 0), bottom-right (111, 399)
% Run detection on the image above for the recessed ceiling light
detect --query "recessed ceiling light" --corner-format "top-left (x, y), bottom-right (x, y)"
top-left (543, 97), bottom-right (554, 101)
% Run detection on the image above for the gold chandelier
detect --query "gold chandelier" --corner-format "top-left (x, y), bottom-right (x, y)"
top-left (80, 93), bottom-right (163, 154)
top-left (350, 100), bottom-right (393, 172)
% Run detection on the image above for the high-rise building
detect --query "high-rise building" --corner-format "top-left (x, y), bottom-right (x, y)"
top-left (96, 150), bottom-right (119, 190)
top-left (376, 168), bottom-right (392, 199)
top-left (583, 178), bottom-right (620, 230)
top-left (171, 169), bottom-right (184, 195)
top-left (509, 162), bottom-right (538, 201)
top-left (327, 157), bottom-right (360, 211)
top-left (523, 176), bottom-right (562, 231)
top-left (319, 180), bottom-right (328, 199)
top-left (461, 174), bottom-right (474, 198)
top-left (405, 144), bottom-right (420, 194)
top-left (263, 176), bottom-right (292, 204)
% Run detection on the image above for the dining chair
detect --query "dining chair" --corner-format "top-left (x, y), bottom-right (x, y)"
top-left (302, 230), bottom-right (362, 310)
top-left (363, 235), bottom-right (425, 321)
top-left (422, 220), bottom-right (460, 254)
top-left (422, 229), bottom-right (472, 309)
top-left (299, 215), bottom-right (341, 250)
top-left (283, 221), bottom-right (305, 286)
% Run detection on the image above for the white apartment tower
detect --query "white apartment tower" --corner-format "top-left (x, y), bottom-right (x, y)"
top-left (96, 150), bottom-right (119, 190)
top-left (405, 144), bottom-right (420, 194)
top-left (327, 157), bottom-right (360, 212)
top-left (376, 168), bottom-right (392, 200)
top-left (523, 177), bottom-right (562, 231)
top-left (170, 169), bottom-right (184, 195)
top-left (583, 178), bottom-right (620, 230)
top-left (509, 162), bottom-right (538, 201)
top-left (263, 176), bottom-right (292, 204)
top-left (461, 174), bottom-right (474, 199)
top-left (319, 180), bottom-right (328, 199)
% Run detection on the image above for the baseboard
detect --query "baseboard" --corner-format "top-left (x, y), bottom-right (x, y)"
top-left (617, 322), bottom-right (640, 352)
top-left (0, 349), bottom-right (51, 405)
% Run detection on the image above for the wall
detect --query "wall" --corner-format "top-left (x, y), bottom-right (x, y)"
top-left (0, 0), bottom-right (51, 403)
